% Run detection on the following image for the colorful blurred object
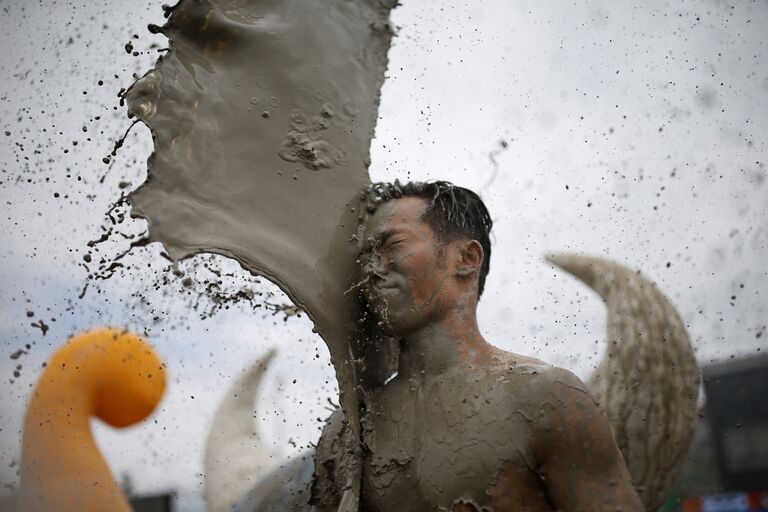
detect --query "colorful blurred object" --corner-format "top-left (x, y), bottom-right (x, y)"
top-left (681, 491), bottom-right (768, 512)
top-left (17, 328), bottom-right (166, 511)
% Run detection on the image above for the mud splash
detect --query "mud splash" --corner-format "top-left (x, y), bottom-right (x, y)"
top-left (125, 0), bottom-right (398, 508)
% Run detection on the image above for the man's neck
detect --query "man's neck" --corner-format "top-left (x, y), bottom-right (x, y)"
top-left (397, 299), bottom-right (488, 379)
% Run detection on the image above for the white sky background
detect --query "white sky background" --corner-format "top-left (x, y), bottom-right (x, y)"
top-left (0, 0), bottom-right (766, 509)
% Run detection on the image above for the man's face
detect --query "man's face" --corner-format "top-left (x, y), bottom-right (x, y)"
top-left (358, 197), bottom-right (452, 336)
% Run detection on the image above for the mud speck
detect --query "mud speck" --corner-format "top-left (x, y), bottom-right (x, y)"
top-left (10, 349), bottom-right (27, 360)
top-left (31, 320), bottom-right (49, 336)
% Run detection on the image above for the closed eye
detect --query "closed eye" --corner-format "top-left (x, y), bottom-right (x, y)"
top-left (381, 238), bottom-right (404, 251)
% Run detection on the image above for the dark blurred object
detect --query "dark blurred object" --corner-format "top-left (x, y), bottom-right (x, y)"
top-left (674, 412), bottom-right (722, 498)
top-left (129, 493), bottom-right (174, 512)
top-left (664, 354), bottom-right (768, 511)
top-left (702, 353), bottom-right (768, 491)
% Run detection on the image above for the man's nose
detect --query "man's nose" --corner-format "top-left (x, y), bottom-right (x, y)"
top-left (364, 251), bottom-right (387, 279)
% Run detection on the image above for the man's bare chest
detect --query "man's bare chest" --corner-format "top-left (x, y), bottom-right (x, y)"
top-left (361, 371), bottom-right (538, 511)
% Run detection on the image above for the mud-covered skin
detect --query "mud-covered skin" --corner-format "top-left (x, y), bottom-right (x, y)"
top-left (316, 351), bottom-right (639, 512)
top-left (361, 359), bottom-right (550, 512)
top-left (316, 354), bottom-right (641, 512)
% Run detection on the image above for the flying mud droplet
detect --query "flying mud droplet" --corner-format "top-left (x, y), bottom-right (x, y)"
top-left (30, 320), bottom-right (49, 336)
top-left (10, 349), bottom-right (27, 360)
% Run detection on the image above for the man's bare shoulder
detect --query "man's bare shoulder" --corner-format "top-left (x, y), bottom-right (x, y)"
top-left (486, 347), bottom-right (586, 386)
top-left (482, 351), bottom-right (642, 511)
top-left (479, 347), bottom-right (594, 419)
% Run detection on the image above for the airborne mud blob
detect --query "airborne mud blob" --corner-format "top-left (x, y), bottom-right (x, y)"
top-left (125, 0), bottom-right (397, 507)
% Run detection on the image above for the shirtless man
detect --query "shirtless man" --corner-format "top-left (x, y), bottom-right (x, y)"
top-left (312, 181), bottom-right (643, 511)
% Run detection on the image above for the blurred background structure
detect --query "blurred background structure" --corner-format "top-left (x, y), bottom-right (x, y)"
top-left (667, 354), bottom-right (768, 511)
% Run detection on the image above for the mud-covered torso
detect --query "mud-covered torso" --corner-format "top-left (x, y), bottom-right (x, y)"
top-left (361, 363), bottom-right (551, 512)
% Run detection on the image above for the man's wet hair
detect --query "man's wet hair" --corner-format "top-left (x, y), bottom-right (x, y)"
top-left (366, 180), bottom-right (493, 297)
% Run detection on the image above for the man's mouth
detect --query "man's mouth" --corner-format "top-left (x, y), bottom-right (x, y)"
top-left (370, 281), bottom-right (399, 296)
top-left (365, 281), bottom-right (399, 306)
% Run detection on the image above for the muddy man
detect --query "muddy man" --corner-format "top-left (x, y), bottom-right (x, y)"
top-left (312, 181), bottom-right (643, 512)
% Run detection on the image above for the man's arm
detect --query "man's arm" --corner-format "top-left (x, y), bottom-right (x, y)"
top-left (535, 368), bottom-right (642, 512)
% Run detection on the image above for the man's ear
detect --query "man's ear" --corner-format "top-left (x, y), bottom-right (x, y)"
top-left (454, 239), bottom-right (484, 277)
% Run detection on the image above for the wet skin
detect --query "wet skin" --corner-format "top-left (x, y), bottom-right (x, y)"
top-left (341, 197), bottom-right (643, 511)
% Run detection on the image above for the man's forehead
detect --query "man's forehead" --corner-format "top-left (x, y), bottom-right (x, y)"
top-left (365, 197), bottom-right (428, 235)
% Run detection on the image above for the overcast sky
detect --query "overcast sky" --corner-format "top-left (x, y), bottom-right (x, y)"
top-left (1, 0), bottom-right (766, 508)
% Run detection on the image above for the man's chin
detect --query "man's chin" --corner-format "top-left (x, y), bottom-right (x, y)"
top-left (365, 296), bottom-right (410, 336)
top-left (367, 305), bottom-right (397, 336)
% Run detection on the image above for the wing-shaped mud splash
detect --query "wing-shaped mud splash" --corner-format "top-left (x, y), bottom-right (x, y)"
top-left (547, 253), bottom-right (699, 510)
top-left (125, 1), bottom-right (398, 509)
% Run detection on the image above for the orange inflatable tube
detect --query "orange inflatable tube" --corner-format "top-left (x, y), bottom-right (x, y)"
top-left (18, 328), bottom-right (166, 511)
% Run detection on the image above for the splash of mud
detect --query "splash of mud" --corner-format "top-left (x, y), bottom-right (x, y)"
top-left (125, 0), bottom-right (398, 508)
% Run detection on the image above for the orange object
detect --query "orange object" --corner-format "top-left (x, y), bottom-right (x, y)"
top-left (17, 328), bottom-right (166, 511)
